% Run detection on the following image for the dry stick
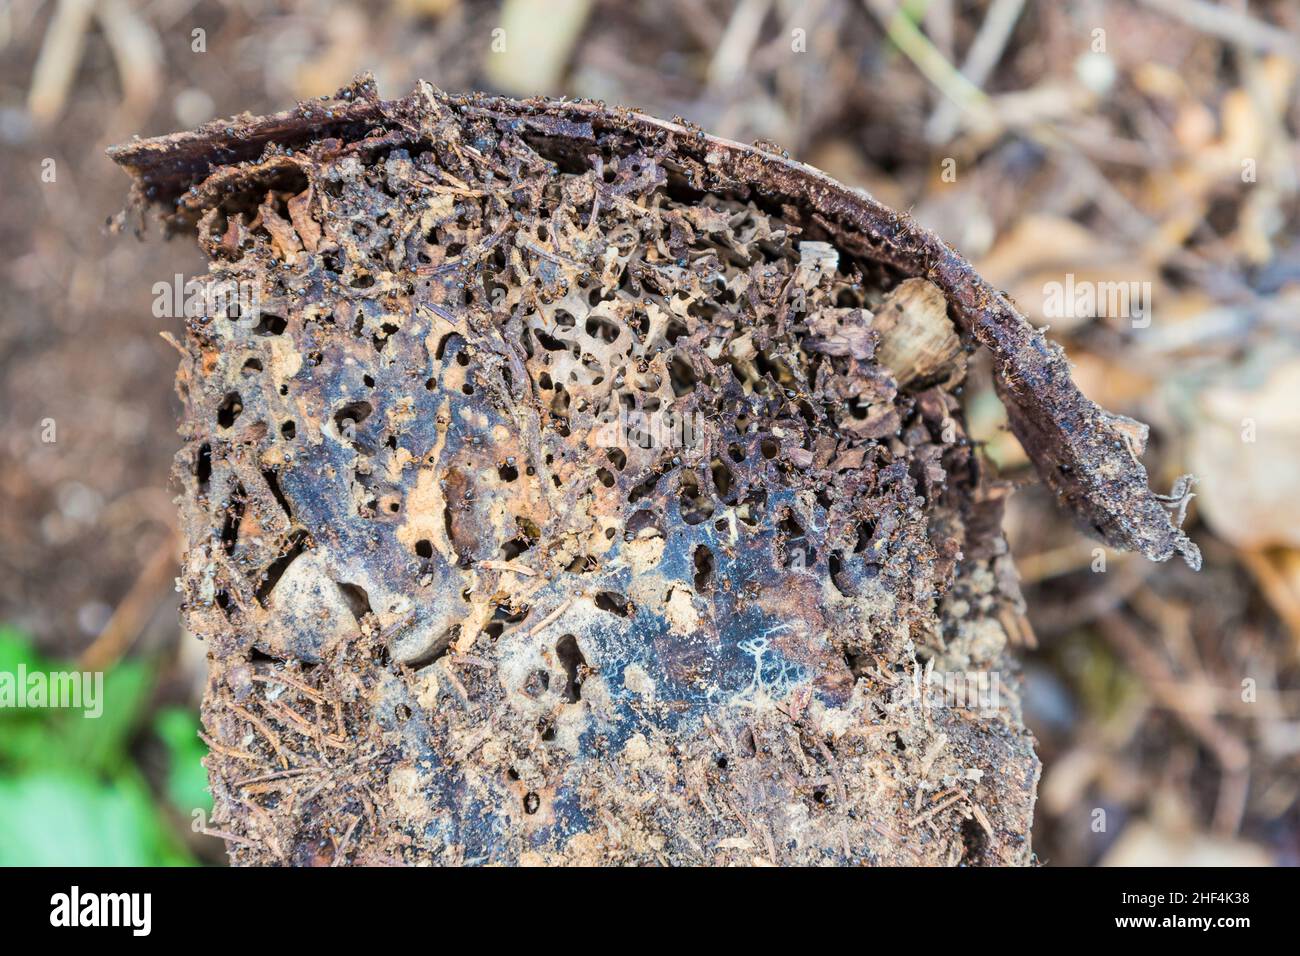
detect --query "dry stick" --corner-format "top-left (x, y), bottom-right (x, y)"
top-left (331, 815), bottom-right (362, 867)
top-left (199, 732), bottom-right (259, 763)
top-left (1239, 550), bottom-right (1300, 661)
top-left (268, 699), bottom-right (348, 749)
top-left (524, 594), bottom-right (577, 639)
top-left (242, 800), bottom-right (287, 863)
top-left (805, 725), bottom-right (852, 857)
top-left (1031, 132), bottom-right (1258, 303)
top-left (1100, 611), bottom-right (1250, 835)
top-left (232, 767), bottom-right (321, 789)
top-left (1142, 678), bottom-right (1300, 714)
top-left (1032, 557), bottom-right (1153, 637)
top-left (863, 0), bottom-right (997, 131)
top-left (78, 531), bottom-right (177, 672)
top-left (486, 0), bottom-right (592, 94)
top-left (26, 0), bottom-right (94, 125)
top-left (251, 671), bottom-right (326, 701)
top-left (1132, 585), bottom-right (1206, 684)
top-left (968, 799), bottom-right (996, 840)
top-left (672, 0), bottom-right (726, 48)
top-left (708, 0), bottom-right (771, 90)
top-left (1014, 543), bottom-right (1103, 584)
top-left (95, 0), bottom-right (162, 123)
top-left (229, 703), bottom-right (292, 770)
top-left (196, 827), bottom-right (261, 848)
top-left (1241, 46), bottom-right (1300, 195)
top-left (923, 0), bottom-right (955, 59)
top-left (926, 0), bottom-right (1026, 143)
top-left (907, 788), bottom-right (965, 829)
top-left (476, 560), bottom-right (537, 576)
top-left (1138, 0), bottom-right (1300, 62)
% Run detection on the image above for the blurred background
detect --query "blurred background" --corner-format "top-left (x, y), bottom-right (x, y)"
top-left (1, 0), bottom-right (1298, 866)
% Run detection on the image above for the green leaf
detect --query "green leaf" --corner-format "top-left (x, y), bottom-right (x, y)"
top-left (0, 719), bottom-right (58, 767)
top-left (153, 706), bottom-right (212, 816)
top-left (0, 627), bottom-right (62, 767)
top-left (0, 770), bottom-right (190, 866)
top-left (0, 628), bottom-right (157, 775)
top-left (53, 659), bottom-right (156, 776)
top-left (0, 625), bottom-right (49, 673)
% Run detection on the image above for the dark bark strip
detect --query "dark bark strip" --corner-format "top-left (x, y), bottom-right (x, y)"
top-left (110, 74), bottom-right (1198, 570)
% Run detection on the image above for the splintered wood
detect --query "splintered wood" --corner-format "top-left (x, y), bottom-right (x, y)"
top-left (110, 76), bottom-right (1194, 866)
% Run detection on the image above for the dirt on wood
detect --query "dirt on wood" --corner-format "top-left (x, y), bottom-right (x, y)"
top-left (109, 75), bottom-right (1196, 865)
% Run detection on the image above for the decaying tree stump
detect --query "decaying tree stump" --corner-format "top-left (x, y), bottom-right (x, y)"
top-left (110, 76), bottom-right (1197, 866)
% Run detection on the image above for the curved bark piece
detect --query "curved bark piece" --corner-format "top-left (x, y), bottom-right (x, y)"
top-left (107, 77), bottom-right (1207, 867)
top-left (109, 75), bottom-right (1198, 570)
